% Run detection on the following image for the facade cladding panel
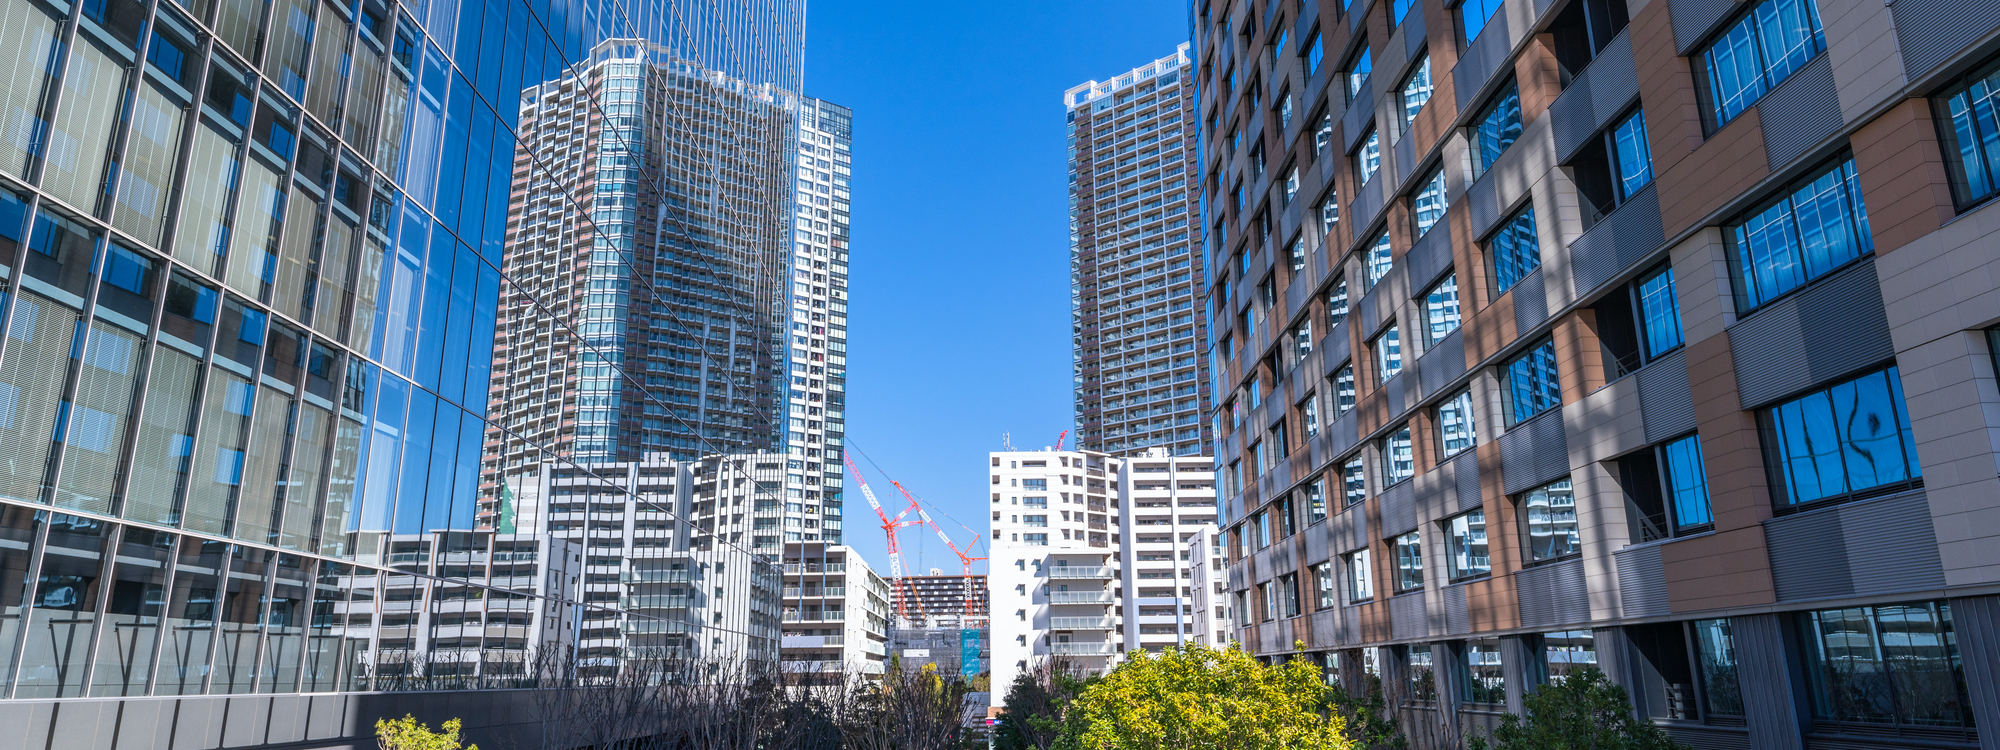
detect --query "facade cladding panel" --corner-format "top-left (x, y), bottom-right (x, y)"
top-left (1067, 44), bottom-right (1214, 458)
top-left (1200, 0), bottom-right (2000, 745)
top-left (0, 0), bottom-right (869, 741)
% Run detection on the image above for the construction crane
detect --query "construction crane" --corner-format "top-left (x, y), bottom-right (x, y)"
top-left (841, 450), bottom-right (922, 623)
top-left (886, 479), bottom-right (988, 628)
top-left (1055, 430), bottom-right (1068, 451)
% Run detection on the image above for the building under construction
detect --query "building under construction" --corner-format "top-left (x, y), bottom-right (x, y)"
top-left (892, 571), bottom-right (990, 629)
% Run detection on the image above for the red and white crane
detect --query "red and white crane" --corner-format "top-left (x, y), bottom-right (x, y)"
top-left (842, 450), bottom-right (922, 623)
top-left (886, 478), bottom-right (988, 628)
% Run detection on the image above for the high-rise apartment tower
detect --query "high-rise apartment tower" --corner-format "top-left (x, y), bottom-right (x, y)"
top-left (1067, 45), bottom-right (1213, 457)
top-left (1199, 0), bottom-right (2000, 745)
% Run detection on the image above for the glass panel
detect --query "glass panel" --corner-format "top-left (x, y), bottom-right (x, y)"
top-left (1357, 130), bottom-right (1380, 184)
top-left (210, 545), bottom-right (268, 694)
top-left (1401, 57), bottom-right (1432, 127)
top-left (1545, 629), bottom-right (1596, 683)
top-left (1347, 548), bottom-right (1371, 601)
top-left (0, 503), bottom-right (41, 694)
top-left (94, 242), bottom-right (159, 332)
top-left (1439, 390), bottom-right (1475, 457)
top-left (1663, 435), bottom-right (1713, 528)
top-left (259, 554), bottom-right (307, 692)
top-left (114, 80), bottom-right (191, 246)
top-left (1425, 273), bottom-right (1460, 344)
top-left (1942, 66), bottom-right (2000, 205)
top-left (1491, 205), bottom-right (1540, 294)
top-left (1637, 266), bottom-right (1682, 357)
top-left (1342, 457), bottom-right (1365, 507)
top-left (1446, 510), bottom-right (1489, 579)
top-left (342, 40), bottom-right (386, 163)
top-left (1788, 163), bottom-right (1868, 280)
top-left (1704, 16), bottom-right (1766, 125)
top-left (1507, 340), bottom-right (1560, 423)
top-left (89, 526), bottom-right (172, 696)
top-left (1477, 84), bottom-right (1522, 171)
top-left (124, 345), bottom-right (203, 526)
top-left (184, 369), bottom-right (254, 534)
top-left (1694, 618), bottom-right (1744, 715)
top-left (0, 292), bottom-right (85, 504)
top-left (1754, 0), bottom-right (1824, 84)
top-left (44, 37), bottom-right (132, 214)
top-left (155, 538), bottom-right (225, 695)
top-left (1385, 424), bottom-right (1412, 484)
top-left (233, 387), bottom-right (293, 545)
top-left (302, 559), bottom-right (347, 692)
top-left (1394, 531), bottom-right (1422, 591)
top-left (1522, 478), bottom-right (1578, 562)
top-left (318, 415), bottom-right (364, 557)
top-left (1612, 110), bottom-right (1654, 198)
top-left (1407, 646), bottom-right (1435, 702)
top-left (0, 0), bottom-right (66, 181)
top-left (171, 124), bottom-right (242, 276)
top-left (1376, 325), bottom-right (1401, 381)
top-left (224, 157), bottom-right (286, 301)
top-left (1412, 170), bottom-right (1447, 236)
top-left (281, 403), bottom-right (334, 551)
top-left (15, 513), bottom-right (106, 697)
top-left (305, 1), bottom-right (351, 129)
top-left (53, 320), bottom-right (146, 513)
top-left (313, 213), bottom-right (359, 341)
top-left (274, 192), bottom-right (322, 322)
top-left (1769, 367), bottom-right (1917, 506)
top-left (267, 0), bottom-right (316, 100)
top-left (1465, 638), bottom-right (1504, 704)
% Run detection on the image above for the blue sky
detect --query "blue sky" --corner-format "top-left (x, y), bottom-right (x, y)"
top-left (804, 0), bottom-right (1188, 578)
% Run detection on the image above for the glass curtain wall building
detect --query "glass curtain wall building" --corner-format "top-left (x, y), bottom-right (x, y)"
top-left (1066, 44), bottom-right (1212, 458)
top-left (0, 0), bottom-right (816, 717)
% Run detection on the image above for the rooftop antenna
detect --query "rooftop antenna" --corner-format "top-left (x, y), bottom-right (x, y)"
top-left (1002, 432), bottom-right (1013, 451)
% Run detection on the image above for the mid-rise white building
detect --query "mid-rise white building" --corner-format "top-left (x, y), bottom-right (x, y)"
top-left (986, 448), bottom-right (1225, 689)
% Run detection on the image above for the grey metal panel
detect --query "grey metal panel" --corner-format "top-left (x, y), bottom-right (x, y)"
top-left (1893, 0), bottom-right (2000, 79)
top-left (1549, 32), bottom-right (1638, 163)
top-left (1613, 542), bottom-right (1671, 618)
top-left (115, 699), bottom-right (177, 750)
top-left (1382, 477), bottom-right (1419, 535)
top-left (265, 696), bottom-right (308, 745)
top-left (1230, 563), bottom-right (1248, 591)
top-left (1391, 591), bottom-right (1428, 640)
top-left (1637, 348), bottom-right (1697, 442)
top-left (1568, 184), bottom-right (1664, 298)
top-left (1351, 0), bottom-right (1373, 34)
top-left (1386, 369), bottom-right (1409, 415)
top-left (1418, 330), bottom-right (1464, 397)
top-left (1730, 258), bottom-right (1896, 409)
top-left (1515, 557), bottom-right (1589, 627)
top-left (1443, 584), bottom-right (1471, 635)
top-left (174, 698), bottom-right (227, 750)
top-left (1951, 595), bottom-right (2000, 748)
top-left (1403, 4), bottom-right (1428, 60)
top-left (1757, 56), bottom-right (1839, 170)
top-left (1326, 408), bottom-right (1361, 460)
top-left (1351, 171), bottom-right (1387, 232)
top-left (1343, 81), bottom-right (1378, 153)
top-left (1407, 223), bottom-right (1456, 290)
top-left (1306, 518), bottom-right (1332, 565)
top-left (1466, 162), bottom-right (1505, 241)
top-left (0, 702), bottom-right (52, 750)
top-left (1734, 614), bottom-right (1810, 749)
top-left (1394, 125), bottom-right (1419, 190)
top-left (50, 700), bottom-right (114, 750)
top-left (1764, 490), bottom-right (1946, 602)
top-left (1499, 406), bottom-right (1569, 495)
top-left (1454, 3), bottom-right (1517, 112)
top-left (1511, 267), bottom-right (1549, 332)
top-left (1322, 319), bottom-right (1353, 373)
top-left (1453, 450), bottom-right (1483, 512)
top-left (1669, 0), bottom-right (1741, 54)
top-left (1662, 726), bottom-right (1754, 750)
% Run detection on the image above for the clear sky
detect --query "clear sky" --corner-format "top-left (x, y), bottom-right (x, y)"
top-left (802, 0), bottom-right (1189, 579)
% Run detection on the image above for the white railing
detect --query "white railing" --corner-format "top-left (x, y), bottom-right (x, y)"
top-left (1049, 617), bottom-right (1116, 630)
top-left (1049, 642), bottom-right (1119, 655)
top-left (1048, 591), bottom-right (1115, 604)
top-left (782, 635), bottom-right (845, 648)
top-left (1047, 566), bottom-right (1114, 579)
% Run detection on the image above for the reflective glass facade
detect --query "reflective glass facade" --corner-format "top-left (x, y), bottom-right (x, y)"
top-left (0, 0), bottom-right (819, 699)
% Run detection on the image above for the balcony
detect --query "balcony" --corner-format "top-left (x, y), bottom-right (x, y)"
top-left (620, 570), bottom-right (695, 584)
top-left (1050, 617), bottom-right (1117, 630)
top-left (1048, 591), bottom-right (1116, 604)
top-left (1049, 642), bottom-right (1120, 656)
top-left (782, 635), bottom-right (845, 648)
top-left (1047, 566), bottom-right (1115, 579)
top-left (785, 563), bottom-right (848, 574)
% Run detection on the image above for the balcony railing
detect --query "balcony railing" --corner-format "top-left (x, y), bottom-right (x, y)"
top-left (1049, 642), bottom-right (1119, 655)
top-left (1047, 566), bottom-right (1114, 579)
top-left (782, 635), bottom-right (845, 648)
top-left (1050, 617), bottom-right (1117, 630)
top-left (620, 570), bottom-right (695, 584)
top-left (1048, 591), bottom-right (1115, 604)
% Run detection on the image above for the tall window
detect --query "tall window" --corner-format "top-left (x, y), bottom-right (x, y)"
top-left (1407, 647), bottom-right (1437, 703)
top-left (1475, 82), bottom-right (1524, 173)
top-left (1696, 0), bottom-right (1826, 128)
top-left (1400, 56), bottom-right (1434, 128)
top-left (1319, 189), bottom-right (1340, 237)
top-left (1283, 166), bottom-right (1300, 205)
top-left (1636, 266), bottom-right (1683, 357)
top-left (1461, 0), bottom-right (1505, 43)
top-left (1345, 45), bottom-right (1374, 103)
top-left (1438, 389), bottom-right (1476, 457)
top-left (1255, 509), bottom-right (1272, 548)
top-left (1342, 456), bottom-right (1366, 506)
top-left (1801, 601), bottom-right (1973, 730)
top-left (1693, 619), bottom-right (1745, 718)
top-left (1346, 548), bottom-right (1373, 601)
top-left (1763, 366), bottom-right (1920, 509)
top-left (1305, 478), bottom-right (1327, 524)
top-left (1611, 110), bottom-right (1654, 198)
top-left (1334, 363), bottom-right (1357, 415)
top-left (1315, 106), bottom-right (1335, 155)
top-left (1384, 423), bottom-right (1414, 485)
top-left (1505, 339), bottom-right (1561, 424)
top-left (1545, 630), bottom-right (1597, 682)
top-left (1729, 158), bottom-right (1872, 311)
top-left (1664, 434), bottom-right (1714, 528)
top-left (1303, 26), bottom-right (1325, 76)
top-left (1375, 324), bottom-right (1403, 382)
top-left (1444, 510), bottom-right (1489, 579)
top-left (1302, 392), bottom-right (1321, 437)
top-left (1356, 129), bottom-right (1381, 184)
top-left (1393, 531), bottom-right (1424, 591)
top-left (1521, 478), bottom-right (1579, 562)
top-left (1937, 57), bottom-right (2000, 208)
top-left (1313, 562), bottom-right (1337, 609)
top-left (1327, 275), bottom-right (1349, 328)
top-left (1490, 204), bottom-right (1541, 294)
top-left (1364, 231), bottom-right (1393, 288)
top-left (1424, 273), bottom-right (1461, 344)
top-left (1412, 169), bottom-right (1448, 236)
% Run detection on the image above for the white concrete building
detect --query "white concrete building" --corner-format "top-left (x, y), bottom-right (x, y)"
top-left (986, 447), bottom-right (1225, 689)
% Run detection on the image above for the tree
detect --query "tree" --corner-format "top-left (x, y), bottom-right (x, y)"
top-left (996, 658), bottom-right (1093, 750)
top-left (375, 716), bottom-right (478, 750)
top-left (1467, 669), bottom-right (1685, 750)
top-left (1059, 644), bottom-right (1355, 750)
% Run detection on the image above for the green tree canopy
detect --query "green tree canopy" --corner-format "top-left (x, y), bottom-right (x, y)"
top-left (1468, 668), bottom-right (1684, 750)
top-left (1060, 644), bottom-right (1355, 750)
top-left (375, 715), bottom-right (478, 750)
